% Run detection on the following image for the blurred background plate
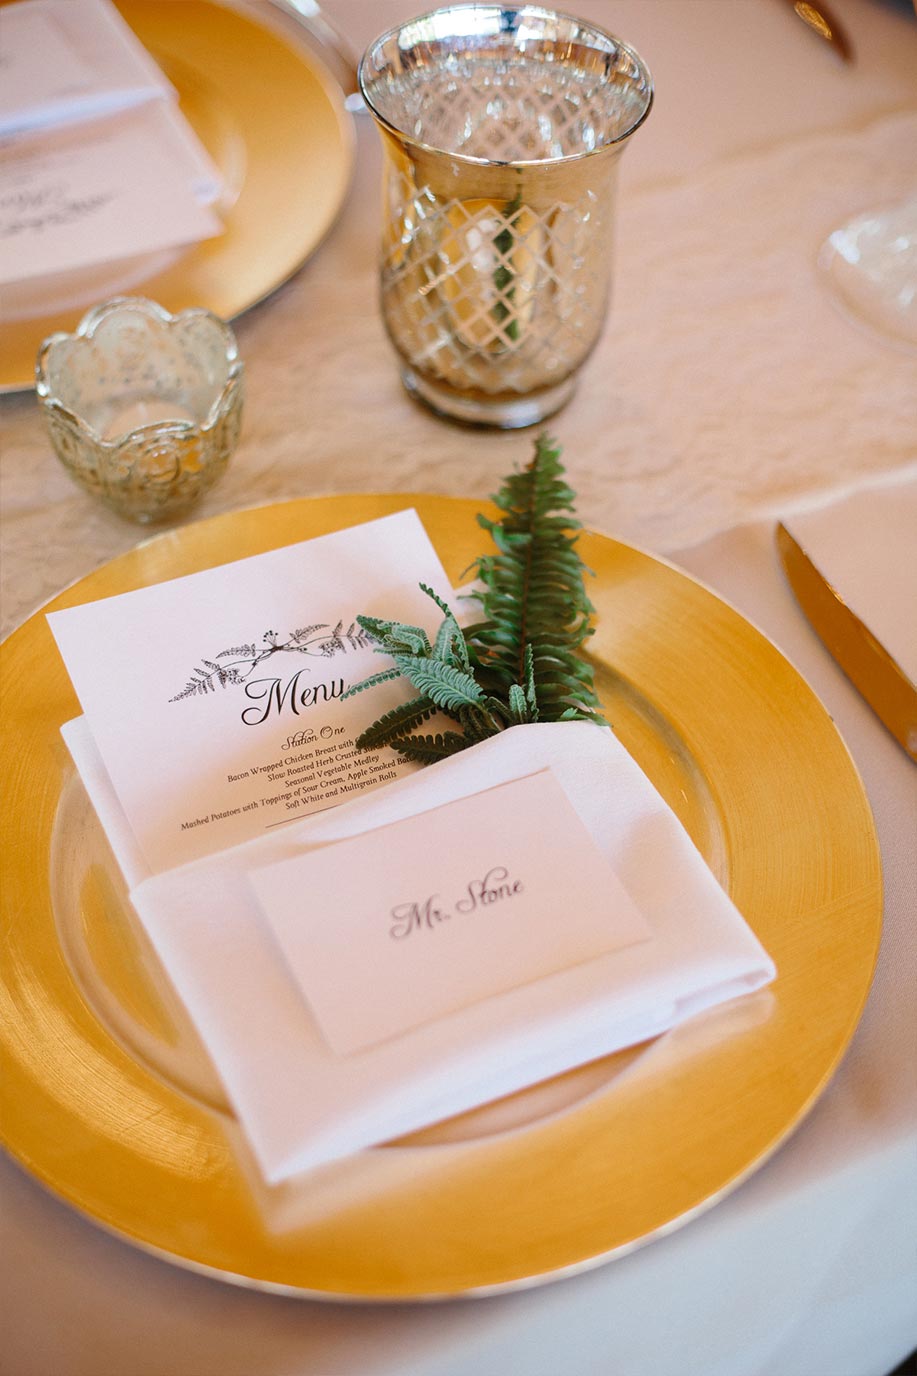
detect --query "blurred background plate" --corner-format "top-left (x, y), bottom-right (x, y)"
top-left (0, 0), bottom-right (354, 392)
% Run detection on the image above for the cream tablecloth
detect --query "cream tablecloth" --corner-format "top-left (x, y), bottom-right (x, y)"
top-left (1, 2), bottom-right (915, 1373)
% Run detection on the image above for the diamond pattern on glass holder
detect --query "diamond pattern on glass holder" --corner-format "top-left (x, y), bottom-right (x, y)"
top-left (398, 59), bottom-right (622, 163)
top-left (381, 181), bottom-right (611, 396)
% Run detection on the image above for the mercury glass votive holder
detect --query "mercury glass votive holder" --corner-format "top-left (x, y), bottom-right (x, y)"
top-left (359, 4), bottom-right (653, 428)
top-left (36, 297), bottom-right (244, 523)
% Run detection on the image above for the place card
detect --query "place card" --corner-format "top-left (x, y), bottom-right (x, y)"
top-left (48, 511), bottom-right (454, 875)
top-left (131, 721), bottom-right (776, 1180)
top-left (247, 769), bottom-right (653, 1055)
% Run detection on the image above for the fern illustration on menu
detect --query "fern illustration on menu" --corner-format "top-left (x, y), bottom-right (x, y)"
top-left (169, 623), bottom-right (373, 702)
top-left (344, 434), bottom-right (606, 762)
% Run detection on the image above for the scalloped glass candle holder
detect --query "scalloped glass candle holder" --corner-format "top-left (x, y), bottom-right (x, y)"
top-left (36, 297), bottom-right (244, 524)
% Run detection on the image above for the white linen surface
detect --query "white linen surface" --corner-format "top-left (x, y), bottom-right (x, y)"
top-left (0, 0), bottom-right (174, 139)
top-left (111, 721), bottom-right (772, 1183)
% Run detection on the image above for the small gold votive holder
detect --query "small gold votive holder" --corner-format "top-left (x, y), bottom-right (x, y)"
top-left (359, 4), bottom-right (653, 428)
top-left (36, 296), bottom-right (244, 524)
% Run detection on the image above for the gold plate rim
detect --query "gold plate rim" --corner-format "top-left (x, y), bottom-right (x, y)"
top-left (0, 494), bottom-right (883, 1299)
top-left (0, 0), bottom-right (355, 393)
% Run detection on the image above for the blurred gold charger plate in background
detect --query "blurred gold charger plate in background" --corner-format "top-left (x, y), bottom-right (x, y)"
top-left (0, 495), bottom-right (882, 1299)
top-left (0, 0), bottom-right (354, 392)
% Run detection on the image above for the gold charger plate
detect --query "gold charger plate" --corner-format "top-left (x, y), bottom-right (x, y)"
top-left (0, 0), bottom-right (354, 392)
top-left (0, 495), bottom-right (882, 1299)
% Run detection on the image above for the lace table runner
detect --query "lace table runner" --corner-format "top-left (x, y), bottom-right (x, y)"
top-left (2, 111), bottom-right (915, 636)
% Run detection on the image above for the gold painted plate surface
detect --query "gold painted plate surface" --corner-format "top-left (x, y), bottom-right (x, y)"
top-left (0, 0), bottom-right (354, 392)
top-left (0, 495), bottom-right (882, 1299)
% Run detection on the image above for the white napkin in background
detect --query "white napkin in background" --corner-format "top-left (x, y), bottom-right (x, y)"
top-left (0, 0), bottom-right (172, 139)
top-left (781, 476), bottom-right (917, 687)
top-left (0, 0), bottom-right (221, 203)
top-left (0, 0), bottom-right (223, 295)
top-left (123, 722), bottom-right (774, 1184)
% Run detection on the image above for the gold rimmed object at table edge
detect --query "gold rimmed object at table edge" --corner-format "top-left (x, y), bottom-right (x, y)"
top-left (781, 0), bottom-right (854, 62)
top-left (777, 522), bottom-right (916, 761)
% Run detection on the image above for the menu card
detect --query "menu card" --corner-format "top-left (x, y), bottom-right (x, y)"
top-left (48, 511), bottom-right (454, 875)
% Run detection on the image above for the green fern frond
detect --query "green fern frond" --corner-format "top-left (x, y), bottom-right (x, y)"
top-left (465, 434), bottom-right (599, 713)
top-left (423, 585), bottom-right (471, 669)
top-left (340, 666), bottom-right (402, 698)
top-left (390, 655), bottom-right (483, 711)
top-left (389, 732), bottom-right (470, 763)
top-left (523, 645), bottom-right (538, 716)
top-left (457, 704), bottom-right (504, 742)
top-left (346, 434), bottom-right (607, 763)
top-left (354, 696), bottom-right (437, 750)
top-left (355, 614), bottom-right (431, 657)
top-left (507, 683), bottom-right (536, 725)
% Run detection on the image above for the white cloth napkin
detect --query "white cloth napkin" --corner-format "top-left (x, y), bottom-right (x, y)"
top-left (781, 475), bottom-right (917, 687)
top-left (105, 721), bottom-right (772, 1183)
top-left (0, 0), bottom-right (221, 203)
top-left (62, 717), bottom-right (150, 889)
top-left (0, 0), bottom-right (223, 300)
top-left (0, 0), bottom-right (172, 139)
